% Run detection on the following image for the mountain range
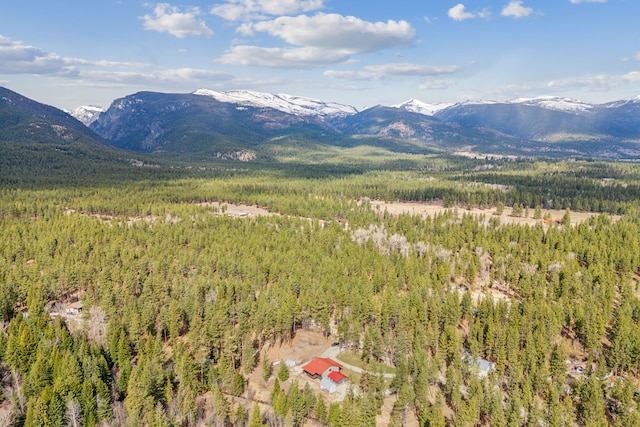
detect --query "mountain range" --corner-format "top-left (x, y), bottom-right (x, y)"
top-left (81, 89), bottom-right (640, 159)
top-left (2, 85), bottom-right (640, 163)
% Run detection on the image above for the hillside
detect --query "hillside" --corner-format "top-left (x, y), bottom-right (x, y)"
top-left (0, 87), bottom-right (158, 186)
top-left (89, 91), bottom-right (343, 156)
top-left (433, 97), bottom-right (640, 157)
top-left (3, 85), bottom-right (640, 182)
top-left (0, 86), bottom-right (104, 146)
top-left (88, 89), bottom-right (640, 160)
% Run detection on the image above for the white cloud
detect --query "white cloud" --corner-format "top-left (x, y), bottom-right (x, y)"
top-left (448, 4), bottom-right (491, 21)
top-left (0, 35), bottom-right (231, 87)
top-left (236, 22), bottom-right (256, 36)
top-left (0, 35), bottom-right (77, 75)
top-left (219, 14), bottom-right (415, 68)
top-left (211, 0), bottom-right (326, 21)
top-left (495, 72), bottom-right (640, 97)
top-left (420, 79), bottom-right (454, 90)
top-left (501, 1), bottom-right (534, 19)
top-left (365, 63), bottom-right (461, 77)
top-left (323, 70), bottom-right (377, 81)
top-left (545, 75), bottom-right (617, 91)
top-left (324, 62), bottom-right (461, 81)
top-left (250, 14), bottom-right (414, 53)
top-left (570, 0), bottom-right (606, 3)
top-left (141, 3), bottom-right (213, 38)
top-left (622, 52), bottom-right (640, 62)
top-left (81, 68), bottom-right (231, 85)
top-left (218, 45), bottom-right (352, 68)
top-left (448, 4), bottom-right (476, 21)
top-left (622, 71), bottom-right (640, 82)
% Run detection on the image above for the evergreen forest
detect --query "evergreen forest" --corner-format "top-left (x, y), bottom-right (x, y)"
top-left (2, 156), bottom-right (640, 426)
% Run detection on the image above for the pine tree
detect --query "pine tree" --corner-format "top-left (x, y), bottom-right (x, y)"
top-left (247, 402), bottom-right (264, 427)
top-left (577, 376), bottom-right (608, 427)
top-left (562, 208), bottom-right (571, 227)
top-left (315, 395), bottom-right (328, 425)
top-left (211, 387), bottom-right (229, 427)
top-left (549, 344), bottom-right (567, 384)
top-left (261, 354), bottom-right (272, 383)
top-left (25, 395), bottom-right (51, 427)
top-left (511, 203), bottom-right (523, 217)
top-left (277, 360), bottom-right (289, 382)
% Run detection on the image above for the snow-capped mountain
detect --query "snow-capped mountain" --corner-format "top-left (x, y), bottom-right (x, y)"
top-left (71, 105), bottom-right (104, 126)
top-left (77, 87), bottom-right (640, 159)
top-left (601, 95), bottom-right (640, 109)
top-left (89, 91), bottom-right (344, 153)
top-left (505, 96), bottom-right (593, 113)
top-left (394, 98), bottom-right (453, 116)
top-left (193, 89), bottom-right (358, 118)
top-left (393, 96), bottom-right (596, 116)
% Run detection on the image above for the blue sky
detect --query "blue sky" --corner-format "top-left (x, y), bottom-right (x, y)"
top-left (1, 0), bottom-right (639, 111)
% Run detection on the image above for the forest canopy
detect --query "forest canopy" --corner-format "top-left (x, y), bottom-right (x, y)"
top-left (2, 157), bottom-right (640, 426)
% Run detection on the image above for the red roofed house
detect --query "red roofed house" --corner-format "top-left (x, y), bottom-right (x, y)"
top-left (302, 357), bottom-right (348, 393)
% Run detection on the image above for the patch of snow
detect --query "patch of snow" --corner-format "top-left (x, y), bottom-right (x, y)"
top-left (193, 88), bottom-right (358, 118)
top-left (602, 95), bottom-right (640, 109)
top-left (71, 105), bottom-right (104, 126)
top-left (452, 99), bottom-right (502, 107)
top-left (506, 96), bottom-right (593, 113)
top-left (394, 98), bottom-right (453, 116)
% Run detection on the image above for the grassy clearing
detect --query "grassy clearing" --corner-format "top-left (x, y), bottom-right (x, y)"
top-left (336, 351), bottom-right (397, 376)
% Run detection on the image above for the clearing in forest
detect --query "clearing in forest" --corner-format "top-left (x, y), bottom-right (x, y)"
top-left (368, 200), bottom-right (610, 227)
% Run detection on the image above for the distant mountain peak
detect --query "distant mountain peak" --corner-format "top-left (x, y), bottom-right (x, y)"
top-left (70, 105), bottom-right (104, 126)
top-left (394, 98), bottom-right (453, 116)
top-left (192, 88), bottom-right (357, 118)
top-left (505, 96), bottom-right (593, 113)
top-left (603, 95), bottom-right (640, 108)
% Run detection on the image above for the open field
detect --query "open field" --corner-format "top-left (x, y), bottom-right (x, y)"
top-left (369, 200), bottom-right (612, 227)
top-left (197, 201), bottom-right (277, 218)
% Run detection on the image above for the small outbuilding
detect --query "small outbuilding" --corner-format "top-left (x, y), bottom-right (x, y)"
top-left (466, 356), bottom-right (496, 379)
top-left (285, 359), bottom-right (296, 368)
top-left (66, 301), bottom-right (83, 315)
top-left (320, 377), bottom-right (337, 393)
top-left (320, 371), bottom-right (348, 393)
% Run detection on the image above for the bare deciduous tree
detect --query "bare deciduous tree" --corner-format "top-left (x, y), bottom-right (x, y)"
top-left (86, 305), bottom-right (107, 346)
top-left (65, 398), bottom-right (83, 427)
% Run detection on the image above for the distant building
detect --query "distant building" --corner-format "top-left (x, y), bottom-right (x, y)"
top-left (66, 301), bottom-right (83, 315)
top-left (463, 351), bottom-right (496, 379)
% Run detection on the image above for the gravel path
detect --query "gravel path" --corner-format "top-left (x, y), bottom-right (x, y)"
top-left (320, 346), bottom-right (396, 379)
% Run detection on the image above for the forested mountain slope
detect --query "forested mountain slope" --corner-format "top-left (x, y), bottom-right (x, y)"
top-left (0, 87), bottom-right (104, 146)
top-left (0, 87), bottom-right (135, 186)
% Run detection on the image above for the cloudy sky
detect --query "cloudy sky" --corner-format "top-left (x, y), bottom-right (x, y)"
top-left (1, 0), bottom-right (639, 111)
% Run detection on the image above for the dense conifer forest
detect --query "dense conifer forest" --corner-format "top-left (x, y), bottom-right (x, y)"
top-left (2, 157), bottom-right (640, 426)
